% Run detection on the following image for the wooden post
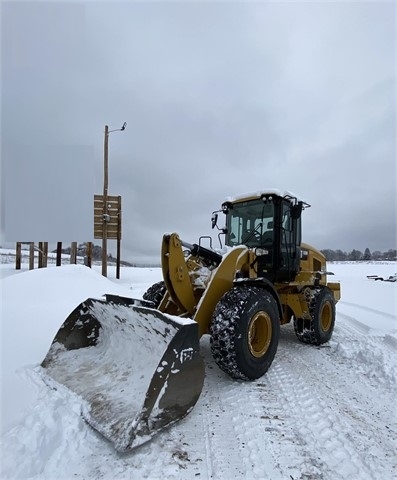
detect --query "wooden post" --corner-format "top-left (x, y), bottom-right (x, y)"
top-left (16, 242), bottom-right (21, 270)
top-left (29, 242), bottom-right (34, 270)
top-left (116, 239), bottom-right (121, 279)
top-left (70, 242), bottom-right (77, 264)
top-left (86, 242), bottom-right (92, 268)
top-left (56, 242), bottom-right (62, 266)
top-left (102, 125), bottom-right (109, 277)
top-left (43, 242), bottom-right (48, 267)
top-left (116, 196), bottom-right (122, 279)
top-left (38, 242), bottom-right (43, 268)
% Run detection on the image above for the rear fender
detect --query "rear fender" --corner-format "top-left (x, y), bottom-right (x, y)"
top-left (326, 282), bottom-right (341, 303)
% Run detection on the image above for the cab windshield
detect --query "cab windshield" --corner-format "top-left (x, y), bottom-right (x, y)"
top-left (225, 200), bottom-right (274, 247)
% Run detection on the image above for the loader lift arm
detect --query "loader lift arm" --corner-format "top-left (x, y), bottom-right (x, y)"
top-left (161, 233), bottom-right (222, 316)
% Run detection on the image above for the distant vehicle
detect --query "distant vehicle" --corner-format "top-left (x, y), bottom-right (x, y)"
top-left (367, 274), bottom-right (397, 282)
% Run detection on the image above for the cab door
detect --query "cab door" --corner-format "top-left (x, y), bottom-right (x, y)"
top-left (275, 201), bottom-right (301, 282)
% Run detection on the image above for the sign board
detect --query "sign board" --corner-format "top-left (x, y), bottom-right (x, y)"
top-left (94, 195), bottom-right (121, 240)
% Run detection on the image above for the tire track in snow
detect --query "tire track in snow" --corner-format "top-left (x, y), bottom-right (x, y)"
top-left (182, 337), bottom-right (284, 480)
top-left (338, 300), bottom-right (396, 319)
top-left (337, 309), bottom-right (397, 351)
top-left (197, 375), bottom-right (248, 478)
top-left (167, 339), bottom-right (249, 479)
top-left (267, 357), bottom-right (379, 480)
top-left (267, 321), bottom-right (396, 480)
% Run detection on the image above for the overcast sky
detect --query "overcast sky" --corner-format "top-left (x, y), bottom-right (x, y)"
top-left (1, 1), bottom-right (396, 264)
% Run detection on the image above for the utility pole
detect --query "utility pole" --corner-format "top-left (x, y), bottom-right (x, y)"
top-left (101, 122), bottom-right (126, 277)
top-left (102, 125), bottom-right (109, 277)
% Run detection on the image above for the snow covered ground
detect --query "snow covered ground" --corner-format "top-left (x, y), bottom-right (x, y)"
top-left (1, 255), bottom-right (396, 479)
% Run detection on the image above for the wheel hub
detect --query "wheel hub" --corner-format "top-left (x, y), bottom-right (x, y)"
top-left (248, 311), bottom-right (272, 358)
top-left (320, 301), bottom-right (332, 331)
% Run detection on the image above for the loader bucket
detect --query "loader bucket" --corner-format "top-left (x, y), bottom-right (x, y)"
top-left (41, 295), bottom-right (204, 452)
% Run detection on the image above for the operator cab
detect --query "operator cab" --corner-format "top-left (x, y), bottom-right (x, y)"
top-left (218, 191), bottom-right (310, 283)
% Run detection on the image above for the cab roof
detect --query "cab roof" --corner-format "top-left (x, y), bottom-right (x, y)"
top-left (224, 189), bottom-right (308, 205)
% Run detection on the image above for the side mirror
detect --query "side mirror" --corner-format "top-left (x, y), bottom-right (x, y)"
top-left (291, 202), bottom-right (303, 220)
top-left (211, 213), bottom-right (218, 229)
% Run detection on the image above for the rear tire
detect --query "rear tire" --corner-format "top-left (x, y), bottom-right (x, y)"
top-left (210, 286), bottom-right (280, 380)
top-left (143, 281), bottom-right (166, 308)
top-left (293, 287), bottom-right (335, 345)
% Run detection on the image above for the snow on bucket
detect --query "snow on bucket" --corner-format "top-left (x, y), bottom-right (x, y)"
top-left (41, 295), bottom-right (204, 451)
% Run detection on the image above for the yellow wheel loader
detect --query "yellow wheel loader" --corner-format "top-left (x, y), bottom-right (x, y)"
top-left (41, 190), bottom-right (341, 451)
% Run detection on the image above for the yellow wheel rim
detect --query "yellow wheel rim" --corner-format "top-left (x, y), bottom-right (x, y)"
top-left (320, 301), bottom-right (333, 332)
top-left (248, 312), bottom-right (272, 358)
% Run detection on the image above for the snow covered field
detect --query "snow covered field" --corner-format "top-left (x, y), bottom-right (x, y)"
top-left (1, 256), bottom-right (396, 479)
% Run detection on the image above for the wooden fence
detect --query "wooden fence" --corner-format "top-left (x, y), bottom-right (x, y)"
top-left (15, 242), bottom-right (93, 270)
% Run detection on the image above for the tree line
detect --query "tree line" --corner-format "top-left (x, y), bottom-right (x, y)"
top-left (55, 243), bottom-right (103, 260)
top-left (55, 243), bottom-right (396, 263)
top-left (53, 243), bottom-right (133, 266)
top-left (320, 248), bottom-right (397, 262)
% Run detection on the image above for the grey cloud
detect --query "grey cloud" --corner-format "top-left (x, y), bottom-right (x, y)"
top-left (1, 1), bottom-right (395, 264)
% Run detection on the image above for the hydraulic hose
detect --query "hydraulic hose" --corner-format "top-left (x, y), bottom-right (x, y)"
top-left (181, 240), bottom-right (222, 266)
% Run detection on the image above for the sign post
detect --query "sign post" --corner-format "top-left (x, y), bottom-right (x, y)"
top-left (94, 195), bottom-right (122, 278)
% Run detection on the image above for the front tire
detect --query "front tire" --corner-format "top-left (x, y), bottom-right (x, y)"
top-left (210, 286), bottom-right (280, 380)
top-left (294, 287), bottom-right (335, 345)
top-left (143, 281), bottom-right (166, 308)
